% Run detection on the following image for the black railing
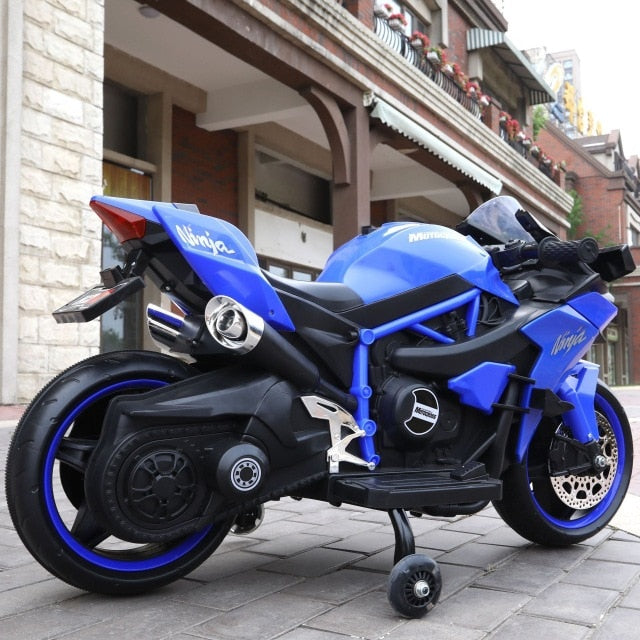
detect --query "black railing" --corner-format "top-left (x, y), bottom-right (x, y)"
top-left (373, 15), bottom-right (482, 119)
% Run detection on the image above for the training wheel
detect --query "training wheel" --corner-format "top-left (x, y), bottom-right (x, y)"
top-left (387, 553), bottom-right (442, 618)
top-left (230, 504), bottom-right (265, 535)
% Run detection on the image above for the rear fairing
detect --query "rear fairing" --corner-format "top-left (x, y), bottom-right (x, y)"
top-left (91, 196), bottom-right (295, 330)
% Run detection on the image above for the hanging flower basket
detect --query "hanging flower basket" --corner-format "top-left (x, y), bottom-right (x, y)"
top-left (426, 48), bottom-right (442, 64)
top-left (388, 13), bottom-right (407, 31)
top-left (409, 31), bottom-right (429, 51)
top-left (374, 3), bottom-right (392, 17)
top-left (479, 94), bottom-right (491, 107)
top-left (442, 63), bottom-right (454, 76)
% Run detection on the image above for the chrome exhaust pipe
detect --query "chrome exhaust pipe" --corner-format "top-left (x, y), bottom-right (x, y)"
top-left (204, 296), bottom-right (264, 353)
top-left (204, 295), bottom-right (356, 411)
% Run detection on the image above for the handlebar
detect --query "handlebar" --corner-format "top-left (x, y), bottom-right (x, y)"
top-left (489, 236), bottom-right (599, 270)
top-left (537, 236), bottom-right (599, 266)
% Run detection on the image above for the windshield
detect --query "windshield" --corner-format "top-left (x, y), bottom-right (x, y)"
top-left (459, 196), bottom-right (535, 244)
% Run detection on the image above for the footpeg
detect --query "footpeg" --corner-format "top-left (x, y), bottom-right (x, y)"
top-left (301, 396), bottom-right (375, 473)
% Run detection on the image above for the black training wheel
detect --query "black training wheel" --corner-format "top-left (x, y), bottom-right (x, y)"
top-left (387, 553), bottom-right (442, 618)
top-left (231, 505), bottom-right (265, 535)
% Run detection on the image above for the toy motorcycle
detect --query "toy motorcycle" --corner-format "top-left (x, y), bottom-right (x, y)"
top-left (6, 194), bottom-right (635, 617)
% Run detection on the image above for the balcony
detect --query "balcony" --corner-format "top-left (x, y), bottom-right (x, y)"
top-left (372, 14), bottom-right (564, 187)
top-left (373, 16), bottom-right (482, 120)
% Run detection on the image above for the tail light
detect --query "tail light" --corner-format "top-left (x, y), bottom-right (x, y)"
top-left (90, 200), bottom-right (147, 243)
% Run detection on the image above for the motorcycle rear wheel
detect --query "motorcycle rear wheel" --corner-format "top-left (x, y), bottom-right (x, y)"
top-left (494, 381), bottom-right (632, 546)
top-left (5, 351), bottom-right (233, 594)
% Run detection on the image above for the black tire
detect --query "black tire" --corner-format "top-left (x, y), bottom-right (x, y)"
top-left (387, 554), bottom-right (441, 618)
top-left (5, 350), bottom-right (233, 594)
top-left (494, 381), bottom-right (633, 546)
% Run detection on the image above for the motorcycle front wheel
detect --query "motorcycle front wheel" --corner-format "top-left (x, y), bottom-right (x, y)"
top-left (5, 351), bottom-right (233, 594)
top-left (494, 381), bottom-right (633, 546)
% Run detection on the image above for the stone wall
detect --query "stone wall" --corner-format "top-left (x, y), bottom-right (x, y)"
top-left (14, 0), bottom-right (105, 402)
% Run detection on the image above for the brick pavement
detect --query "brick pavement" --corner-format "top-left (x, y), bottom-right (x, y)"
top-left (1, 389), bottom-right (640, 639)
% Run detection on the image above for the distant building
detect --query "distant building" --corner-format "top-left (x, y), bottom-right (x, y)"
top-left (0, 0), bottom-right (575, 402)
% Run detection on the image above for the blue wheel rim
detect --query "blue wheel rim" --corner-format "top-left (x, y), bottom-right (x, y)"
top-left (529, 392), bottom-right (626, 530)
top-left (43, 379), bottom-right (212, 572)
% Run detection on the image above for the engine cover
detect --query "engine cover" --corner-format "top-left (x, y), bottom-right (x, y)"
top-left (376, 376), bottom-right (460, 448)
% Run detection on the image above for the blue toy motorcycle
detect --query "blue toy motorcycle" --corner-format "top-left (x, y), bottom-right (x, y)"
top-left (6, 195), bottom-right (635, 617)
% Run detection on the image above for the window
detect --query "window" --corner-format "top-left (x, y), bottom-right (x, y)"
top-left (261, 256), bottom-right (320, 281)
top-left (384, 1), bottom-right (445, 44)
top-left (254, 149), bottom-right (331, 224)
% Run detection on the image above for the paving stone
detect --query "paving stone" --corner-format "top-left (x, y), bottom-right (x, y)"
top-left (304, 518), bottom-right (384, 538)
top-left (261, 547), bottom-right (364, 577)
top-left (591, 607), bottom-right (640, 640)
top-left (56, 600), bottom-right (220, 640)
top-left (475, 556), bottom-right (566, 595)
top-left (515, 544), bottom-right (591, 569)
top-left (186, 548), bottom-right (276, 582)
top-left (281, 568), bottom-right (385, 604)
top-left (289, 506), bottom-right (360, 526)
top-left (278, 628), bottom-right (353, 640)
top-left (325, 530), bottom-right (396, 554)
top-left (0, 562), bottom-right (56, 591)
top-left (0, 605), bottom-right (101, 640)
top-left (0, 580), bottom-right (83, 618)
top-left (443, 514), bottom-right (504, 535)
top-left (421, 586), bottom-right (530, 632)
top-left (438, 562), bottom-right (484, 599)
top-left (562, 559), bottom-right (640, 591)
top-left (488, 613), bottom-right (591, 640)
top-left (474, 525), bottom-right (531, 548)
top-left (352, 546), bottom-right (398, 572)
top-left (172, 569), bottom-right (302, 611)
top-left (414, 528), bottom-right (478, 552)
top-left (245, 533), bottom-right (339, 557)
top-left (385, 619), bottom-right (485, 640)
top-left (523, 582), bottom-right (619, 624)
top-left (191, 592), bottom-right (331, 640)
top-left (590, 539), bottom-right (640, 564)
top-left (619, 580), bottom-right (640, 609)
top-left (436, 540), bottom-right (518, 569)
top-left (306, 590), bottom-right (405, 640)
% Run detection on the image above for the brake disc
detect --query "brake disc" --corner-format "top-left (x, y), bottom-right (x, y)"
top-left (549, 412), bottom-right (618, 510)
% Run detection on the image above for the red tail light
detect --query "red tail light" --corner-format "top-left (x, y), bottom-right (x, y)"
top-left (90, 201), bottom-right (147, 243)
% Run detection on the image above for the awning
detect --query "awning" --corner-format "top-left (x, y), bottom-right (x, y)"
top-left (368, 97), bottom-right (503, 195)
top-left (467, 29), bottom-right (556, 105)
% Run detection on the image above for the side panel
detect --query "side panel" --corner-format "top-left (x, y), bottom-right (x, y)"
top-left (152, 204), bottom-right (294, 330)
top-left (515, 293), bottom-right (616, 460)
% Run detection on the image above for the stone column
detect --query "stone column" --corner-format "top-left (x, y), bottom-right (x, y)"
top-left (16, 0), bottom-right (105, 402)
top-left (0, 1), bottom-right (23, 404)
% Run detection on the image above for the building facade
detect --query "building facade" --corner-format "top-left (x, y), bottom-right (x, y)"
top-left (1, 0), bottom-right (577, 404)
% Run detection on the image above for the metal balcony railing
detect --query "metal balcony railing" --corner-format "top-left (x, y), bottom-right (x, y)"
top-left (373, 15), bottom-right (482, 119)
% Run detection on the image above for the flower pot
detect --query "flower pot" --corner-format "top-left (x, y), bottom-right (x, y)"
top-left (388, 18), bottom-right (404, 31)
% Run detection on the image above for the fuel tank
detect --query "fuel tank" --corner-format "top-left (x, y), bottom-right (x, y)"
top-left (317, 222), bottom-right (517, 305)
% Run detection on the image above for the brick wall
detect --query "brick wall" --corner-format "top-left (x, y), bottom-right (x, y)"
top-left (172, 106), bottom-right (239, 225)
top-left (16, 0), bottom-right (105, 402)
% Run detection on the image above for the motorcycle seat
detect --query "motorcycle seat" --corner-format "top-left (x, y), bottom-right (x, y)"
top-left (264, 271), bottom-right (363, 312)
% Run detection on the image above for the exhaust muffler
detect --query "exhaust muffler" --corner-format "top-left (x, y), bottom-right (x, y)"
top-left (205, 295), bottom-right (355, 411)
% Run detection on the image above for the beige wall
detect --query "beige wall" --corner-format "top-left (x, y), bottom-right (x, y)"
top-left (1, 0), bottom-right (105, 403)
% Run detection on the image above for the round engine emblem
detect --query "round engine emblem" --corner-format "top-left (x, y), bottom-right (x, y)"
top-left (404, 388), bottom-right (440, 436)
top-left (231, 457), bottom-right (262, 491)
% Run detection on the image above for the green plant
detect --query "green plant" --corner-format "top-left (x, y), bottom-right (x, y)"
top-left (532, 105), bottom-right (548, 141)
top-left (567, 189), bottom-right (583, 239)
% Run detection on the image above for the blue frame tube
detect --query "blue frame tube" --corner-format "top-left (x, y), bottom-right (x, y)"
top-left (351, 289), bottom-right (481, 464)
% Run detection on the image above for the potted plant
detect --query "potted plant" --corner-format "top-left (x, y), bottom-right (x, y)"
top-left (388, 12), bottom-right (407, 31)
top-left (374, 2), bottom-right (393, 17)
top-left (409, 31), bottom-right (430, 51)
top-left (426, 46), bottom-right (443, 65)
